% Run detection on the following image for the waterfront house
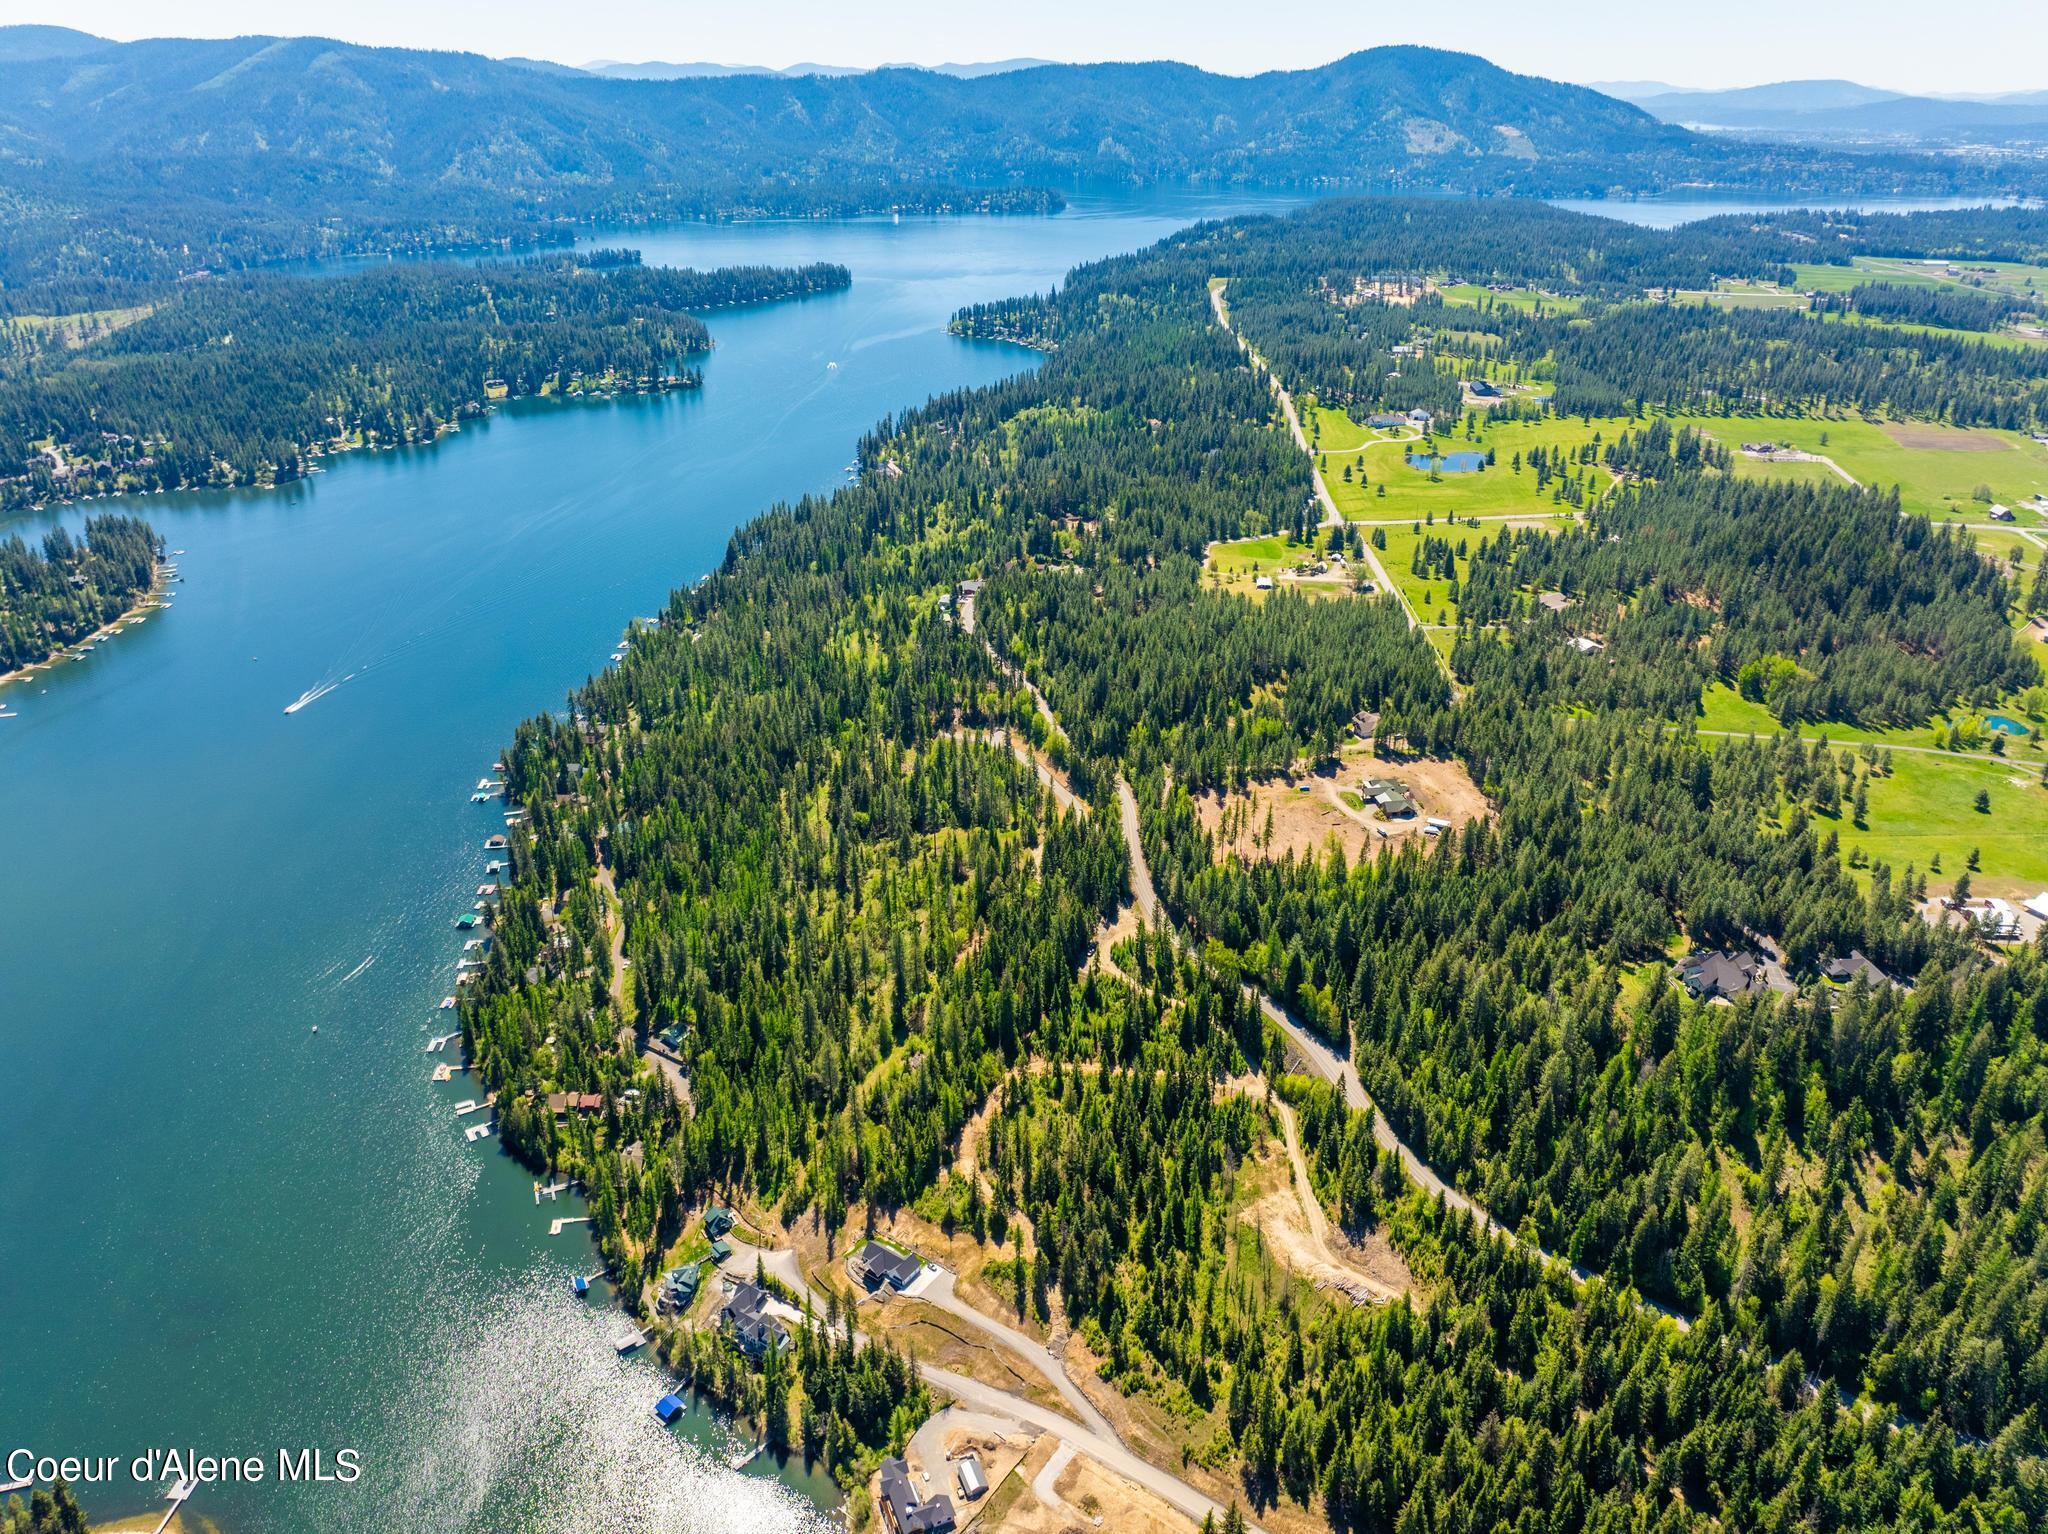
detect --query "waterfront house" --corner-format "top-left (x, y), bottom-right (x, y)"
top-left (546, 1091), bottom-right (604, 1118)
top-left (720, 1280), bottom-right (790, 1359)
top-left (879, 1457), bottom-right (956, 1534)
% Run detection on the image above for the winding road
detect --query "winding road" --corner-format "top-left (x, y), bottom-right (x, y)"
top-left (716, 1238), bottom-right (1259, 1530)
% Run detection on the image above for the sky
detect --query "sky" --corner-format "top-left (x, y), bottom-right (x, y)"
top-left (17, 0), bottom-right (2048, 95)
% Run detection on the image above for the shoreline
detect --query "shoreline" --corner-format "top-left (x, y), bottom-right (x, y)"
top-left (0, 559), bottom-right (172, 698)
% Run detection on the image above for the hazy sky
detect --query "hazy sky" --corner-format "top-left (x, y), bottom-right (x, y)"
top-left (25, 0), bottom-right (2048, 94)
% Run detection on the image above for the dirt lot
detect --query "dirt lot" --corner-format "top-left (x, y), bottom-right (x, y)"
top-left (870, 1299), bottom-right (1067, 1414)
top-left (1883, 422), bottom-right (2008, 452)
top-left (1061, 1339), bottom-right (1329, 1534)
top-left (1195, 746), bottom-right (1490, 863)
top-left (983, 1438), bottom-right (1199, 1534)
top-left (1239, 1136), bottom-right (1415, 1304)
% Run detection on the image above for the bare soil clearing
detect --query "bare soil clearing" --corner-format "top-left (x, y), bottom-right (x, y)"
top-left (1883, 422), bottom-right (2009, 452)
top-left (1195, 748), bottom-right (1488, 863)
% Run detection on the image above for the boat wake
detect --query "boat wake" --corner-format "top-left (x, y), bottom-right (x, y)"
top-left (284, 675), bottom-right (351, 715)
top-left (339, 954), bottom-right (376, 986)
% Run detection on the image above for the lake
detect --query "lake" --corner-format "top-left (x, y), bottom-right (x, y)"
top-left (0, 186), bottom-right (1309, 1534)
top-left (0, 183), bottom-right (1979, 1533)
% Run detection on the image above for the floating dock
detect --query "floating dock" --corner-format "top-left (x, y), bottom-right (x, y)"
top-left (464, 1121), bottom-right (496, 1142)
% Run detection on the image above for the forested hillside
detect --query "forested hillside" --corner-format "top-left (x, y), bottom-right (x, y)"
top-left (0, 256), bottom-right (849, 508)
top-left (461, 197), bottom-right (2045, 1530)
top-left (0, 513), bottom-right (159, 671)
top-left (0, 30), bottom-right (2032, 283)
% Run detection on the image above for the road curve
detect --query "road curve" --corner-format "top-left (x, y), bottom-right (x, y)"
top-left (719, 1239), bottom-right (1256, 1528)
top-left (921, 1363), bottom-right (1263, 1533)
top-left (919, 1270), bottom-right (1117, 1441)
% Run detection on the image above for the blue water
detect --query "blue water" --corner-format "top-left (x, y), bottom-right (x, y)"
top-left (1407, 450), bottom-right (1487, 473)
top-left (0, 185), bottom-right (1304, 1534)
top-left (1985, 714), bottom-right (2029, 735)
top-left (1549, 193), bottom-right (2021, 229)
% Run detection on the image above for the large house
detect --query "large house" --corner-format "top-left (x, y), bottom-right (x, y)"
top-left (1361, 777), bottom-right (1416, 818)
top-left (878, 1457), bottom-right (956, 1534)
top-left (1820, 950), bottom-right (1893, 989)
top-left (1677, 950), bottom-right (1767, 1001)
top-left (852, 1239), bottom-right (923, 1292)
top-left (720, 1279), bottom-right (790, 1359)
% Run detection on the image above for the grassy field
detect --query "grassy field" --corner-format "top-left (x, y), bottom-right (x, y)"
top-left (1204, 530), bottom-right (1357, 601)
top-left (1307, 403), bottom-right (1616, 526)
top-left (1791, 255), bottom-right (2048, 302)
top-left (1696, 682), bottom-right (2048, 751)
top-left (1666, 413), bottom-right (2048, 527)
top-left (1838, 749), bottom-right (2048, 900)
top-left (1362, 516), bottom-right (1568, 627)
top-left (1439, 282), bottom-right (1583, 316)
top-left (1694, 686), bottom-right (2048, 897)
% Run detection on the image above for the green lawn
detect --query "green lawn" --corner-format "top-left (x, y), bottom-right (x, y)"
top-left (1300, 398), bottom-right (1402, 455)
top-left (1792, 255), bottom-right (2048, 303)
top-left (1363, 513), bottom-right (1579, 627)
top-left (1694, 685), bottom-right (2048, 898)
top-left (1309, 405), bottom-right (1617, 526)
top-left (1696, 683), bottom-right (2048, 753)
top-left (1439, 283), bottom-right (1582, 316)
top-left (1205, 530), bottom-right (1356, 600)
top-left (1667, 413), bottom-right (2048, 527)
top-left (1836, 750), bottom-right (2048, 900)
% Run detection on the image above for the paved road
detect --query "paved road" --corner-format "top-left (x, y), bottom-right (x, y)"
top-left (919, 1270), bottom-right (1118, 1441)
top-left (925, 1364), bottom-right (1262, 1532)
top-left (717, 1237), bottom-right (1253, 1530)
top-left (1208, 281), bottom-right (1415, 634)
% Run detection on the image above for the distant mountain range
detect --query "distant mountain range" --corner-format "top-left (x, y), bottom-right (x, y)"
top-left (1592, 77), bottom-right (2048, 146)
top-left (0, 27), bottom-right (2036, 285)
top-left (0, 28), bottom-right (2007, 199)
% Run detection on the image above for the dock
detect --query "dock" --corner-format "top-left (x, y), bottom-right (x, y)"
top-left (150, 1476), bottom-right (197, 1534)
top-left (549, 1215), bottom-right (591, 1235)
top-left (730, 1441), bottom-right (767, 1471)
top-left (615, 1329), bottom-right (647, 1354)
top-left (464, 1121), bottom-right (496, 1142)
top-left (426, 1032), bottom-right (457, 1053)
